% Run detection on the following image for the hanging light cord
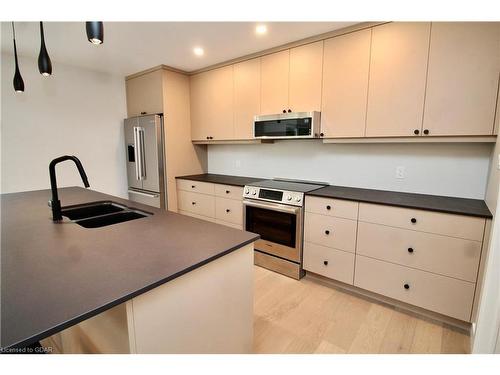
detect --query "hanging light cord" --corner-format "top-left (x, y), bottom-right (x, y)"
top-left (11, 21), bottom-right (15, 40)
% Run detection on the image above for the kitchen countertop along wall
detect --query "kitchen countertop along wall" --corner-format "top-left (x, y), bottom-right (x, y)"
top-left (207, 140), bottom-right (493, 200)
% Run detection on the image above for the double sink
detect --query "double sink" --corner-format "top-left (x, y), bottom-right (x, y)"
top-left (62, 201), bottom-right (151, 228)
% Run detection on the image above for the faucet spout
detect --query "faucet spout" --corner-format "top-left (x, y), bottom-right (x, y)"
top-left (49, 155), bottom-right (90, 221)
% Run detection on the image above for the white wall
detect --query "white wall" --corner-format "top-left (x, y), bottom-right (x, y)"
top-left (208, 141), bottom-right (492, 199)
top-left (1, 53), bottom-right (128, 198)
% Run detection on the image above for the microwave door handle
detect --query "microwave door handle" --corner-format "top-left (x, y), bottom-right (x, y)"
top-left (133, 127), bottom-right (141, 181)
top-left (243, 200), bottom-right (301, 214)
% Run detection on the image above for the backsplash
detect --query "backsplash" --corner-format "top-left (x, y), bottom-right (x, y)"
top-left (207, 140), bottom-right (492, 199)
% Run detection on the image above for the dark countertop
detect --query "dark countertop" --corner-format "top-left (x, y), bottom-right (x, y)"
top-left (307, 185), bottom-right (492, 218)
top-left (176, 173), bottom-right (264, 187)
top-left (1, 187), bottom-right (259, 349)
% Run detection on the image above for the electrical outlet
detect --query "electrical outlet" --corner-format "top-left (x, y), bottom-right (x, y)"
top-left (396, 166), bottom-right (406, 179)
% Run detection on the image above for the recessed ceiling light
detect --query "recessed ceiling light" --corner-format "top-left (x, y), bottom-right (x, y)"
top-left (193, 47), bottom-right (204, 56)
top-left (255, 24), bottom-right (267, 35)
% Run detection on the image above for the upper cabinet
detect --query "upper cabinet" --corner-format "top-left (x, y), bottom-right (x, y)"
top-left (365, 22), bottom-right (431, 137)
top-left (288, 41), bottom-right (324, 113)
top-left (126, 70), bottom-right (164, 117)
top-left (234, 58), bottom-right (261, 139)
top-left (190, 65), bottom-right (234, 141)
top-left (321, 29), bottom-right (371, 138)
top-left (260, 50), bottom-right (290, 115)
top-left (422, 22), bottom-right (500, 136)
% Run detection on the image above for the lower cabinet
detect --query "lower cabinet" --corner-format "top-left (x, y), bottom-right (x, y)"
top-left (303, 196), bottom-right (486, 323)
top-left (177, 179), bottom-right (243, 229)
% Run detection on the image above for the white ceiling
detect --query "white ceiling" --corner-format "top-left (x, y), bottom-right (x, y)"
top-left (1, 22), bottom-right (357, 76)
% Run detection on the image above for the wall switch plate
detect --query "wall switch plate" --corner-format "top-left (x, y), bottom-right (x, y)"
top-left (396, 166), bottom-right (406, 179)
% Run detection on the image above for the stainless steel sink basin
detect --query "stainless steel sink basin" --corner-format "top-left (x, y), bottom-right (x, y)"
top-left (61, 201), bottom-right (152, 228)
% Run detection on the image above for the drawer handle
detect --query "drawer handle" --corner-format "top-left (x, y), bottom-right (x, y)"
top-left (326, 205), bottom-right (331, 210)
top-left (404, 283), bottom-right (410, 290)
top-left (323, 260), bottom-right (328, 266)
top-left (191, 185), bottom-right (196, 189)
top-left (410, 218), bottom-right (417, 224)
top-left (325, 230), bottom-right (330, 235)
top-left (225, 190), bottom-right (230, 194)
top-left (191, 202), bottom-right (196, 205)
top-left (226, 209), bottom-right (231, 213)
top-left (407, 247), bottom-right (414, 254)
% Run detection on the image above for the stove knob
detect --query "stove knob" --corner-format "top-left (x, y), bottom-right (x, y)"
top-left (244, 188), bottom-right (249, 194)
top-left (296, 197), bottom-right (301, 202)
top-left (252, 190), bottom-right (257, 196)
top-left (286, 195), bottom-right (292, 201)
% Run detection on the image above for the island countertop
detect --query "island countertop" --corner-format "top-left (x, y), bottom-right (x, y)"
top-left (1, 187), bottom-right (259, 350)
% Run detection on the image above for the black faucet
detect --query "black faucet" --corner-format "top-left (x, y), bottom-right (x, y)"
top-left (49, 155), bottom-right (90, 221)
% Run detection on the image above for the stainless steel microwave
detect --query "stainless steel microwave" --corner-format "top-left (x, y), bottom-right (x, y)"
top-left (253, 111), bottom-right (321, 139)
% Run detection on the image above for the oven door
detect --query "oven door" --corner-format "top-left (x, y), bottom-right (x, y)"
top-left (243, 199), bottom-right (302, 263)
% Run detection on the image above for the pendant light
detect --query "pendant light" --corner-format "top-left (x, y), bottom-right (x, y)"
top-left (38, 22), bottom-right (52, 76)
top-left (86, 22), bottom-right (104, 45)
top-left (11, 22), bottom-right (24, 93)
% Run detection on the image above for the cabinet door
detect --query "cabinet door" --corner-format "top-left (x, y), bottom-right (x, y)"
top-left (289, 41), bottom-right (323, 112)
top-left (190, 66), bottom-right (234, 140)
top-left (126, 70), bottom-right (163, 117)
top-left (423, 22), bottom-right (500, 136)
top-left (234, 58), bottom-right (261, 139)
top-left (260, 50), bottom-right (290, 115)
top-left (321, 29), bottom-right (371, 137)
top-left (366, 22), bottom-right (431, 137)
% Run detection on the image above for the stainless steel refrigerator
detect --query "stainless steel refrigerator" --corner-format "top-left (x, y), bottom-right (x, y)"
top-left (124, 114), bottom-right (166, 208)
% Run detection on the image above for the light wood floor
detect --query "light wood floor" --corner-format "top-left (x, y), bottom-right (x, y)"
top-left (253, 266), bottom-right (470, 354)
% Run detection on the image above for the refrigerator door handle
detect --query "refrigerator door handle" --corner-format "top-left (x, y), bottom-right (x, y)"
top-left (128, 189), bottom-right (160, 198)
top-left (133, 127), bottom-right (141, 181)
top-left (138, 127), bottom-right (146, 179)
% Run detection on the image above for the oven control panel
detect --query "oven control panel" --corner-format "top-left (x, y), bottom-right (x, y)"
top-left (243, 186), bottom-right (304, 207)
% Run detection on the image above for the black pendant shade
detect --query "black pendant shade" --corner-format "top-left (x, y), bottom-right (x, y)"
top-left (12, 22), bottom-right (24, 93)
top-left (86, 22), bottom-right (104, 45)
top-left (38, 22), bottom-right (52, 76)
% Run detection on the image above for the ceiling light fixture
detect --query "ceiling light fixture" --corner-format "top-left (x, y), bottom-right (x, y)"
top-left (255, 24), bottom-right (267, 35)
top-left (193, 47), bottom-right (204, 56)
top-left (11, 22), bottom-right (24, 93)
top-left (86, 22), bottom-right (104, 45)
top-left (38, 22), bottom-right (52, 77)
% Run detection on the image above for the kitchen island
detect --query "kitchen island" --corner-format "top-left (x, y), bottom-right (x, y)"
top-left (1, 187), bottom-right (259, 353)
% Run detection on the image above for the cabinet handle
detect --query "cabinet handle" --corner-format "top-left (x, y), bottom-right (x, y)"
top-left (288, 109), bottom-right (292, 113)
top-left (408, 247), bottom-right (414, 254)
top-left (191, 202), bottom-right (196, 205)
top-left (191, 185), bottom-right (196, 189)
top-left (320, 132), bottom-right (324, 137)
top-left (225, 190), bottom-right (230, 194)
top-left (413, 129), bottom-right (420, 135)
top-left (325, 230), bottom-right (330, 235)
top-left (404, 283), bottom-right (410, 290)
top-left (282, 109), bottom-right (287, 114)
top-left (226, 209), bottom-right (231, 213)
top-left (140, 111), bottom-right (147, 115)
top-left (206, 136), bottom-right (209, 140)
top-left (326, 205), bottom-right (331, 210)
top-left (423, 129), bottom-right (430, 135)
top-left (323, 260), bottom-right (328, 266)
top-left (410, 218), bottom-right (417, 224)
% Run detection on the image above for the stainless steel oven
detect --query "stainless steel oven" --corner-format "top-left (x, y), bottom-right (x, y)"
top-left (242, 179), bottom-right (326, 279)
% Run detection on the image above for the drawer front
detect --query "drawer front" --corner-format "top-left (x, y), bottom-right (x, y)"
top-left (305, 196), bottom-right (359, 220)
top-left (215, 197), bottom-right (243, 225)
top-left (354, 255), bottom-right (475, 321)
top-left (303, 242), bottom-right (355, 285)
top-left (214, 184), bottom-right (243, 201)
top-left (357, 222), bottom-right (482, 282)
top-left (178, 210), bottom-right (216, 223)
top-left (177, 179), bottom-right (215, 195)
top-left (304, 212), bottom-right (357, 253)
top-left (177, 190), bottom-right (215, 218)
top-left (358, 203), bottom-right (485, 241)
top-left (215, 220), bottom-right (243, 230)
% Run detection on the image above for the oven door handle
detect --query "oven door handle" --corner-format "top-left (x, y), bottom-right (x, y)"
top-left (243, 199), bottom-right (301, 214)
